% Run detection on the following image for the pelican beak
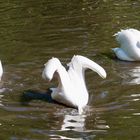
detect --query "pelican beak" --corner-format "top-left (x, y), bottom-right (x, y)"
top-left (101, 70), bottom-right (107, 79)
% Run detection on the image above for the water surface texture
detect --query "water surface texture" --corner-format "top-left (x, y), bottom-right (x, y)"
top-left (0, 0), bottom-right (140, 139)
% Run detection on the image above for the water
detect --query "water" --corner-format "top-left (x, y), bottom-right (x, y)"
top-left (0, 0), bottom-right (140, 139)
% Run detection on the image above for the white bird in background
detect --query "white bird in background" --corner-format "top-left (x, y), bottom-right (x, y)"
top-left (0, 60), bottom-right (3, 81)
top-left (42, 55), bottom-right (106, 114)
top-left (113, 28), bottom-right (140, 61)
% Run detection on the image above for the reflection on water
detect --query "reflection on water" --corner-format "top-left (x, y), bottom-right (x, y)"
top-left (122, 66), bottom-right (140, 85)
top-left (49, 113), bottom-right (87, 140)
top-left (61, 114), bottom-right (85, 132)
top-left (0, 95), bottom-right (4, 106)
top-left (0, 82), bottom-right (6, 106)
top-left (49, 108), bottom-right (110, 140)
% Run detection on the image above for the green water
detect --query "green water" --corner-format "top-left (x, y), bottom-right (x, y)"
top-left (0, 0), bottom-right (139, 139)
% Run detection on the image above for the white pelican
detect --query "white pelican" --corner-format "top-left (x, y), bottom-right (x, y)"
top-left (42, 55), bottom-right (106, 114)
top-left (113, 28), bottom-right (140, 61)
top-left (0, 61), bottom-right (3, 81)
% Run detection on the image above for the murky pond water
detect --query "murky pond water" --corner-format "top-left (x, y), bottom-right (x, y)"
top-left (0, 0), bottom-right (140, 139)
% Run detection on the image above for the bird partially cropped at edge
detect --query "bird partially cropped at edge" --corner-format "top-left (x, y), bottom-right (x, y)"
top-left (42, 55), bottom-right (106, 114)
top-left (113, 28), bottom-right (140, 61)
top-left (0, 60), bottom-right (3, 81)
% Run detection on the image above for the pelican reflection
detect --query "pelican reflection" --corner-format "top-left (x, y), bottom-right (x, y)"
top-left (122, 66), bottom-right (140, 85)
top-left (61, 114), bottom-right (86, 132)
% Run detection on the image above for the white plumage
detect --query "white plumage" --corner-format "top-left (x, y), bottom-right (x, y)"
top-left (42, 55), bottom-right (106, 114)
top-left (113, 28), bottom-right (140, 61)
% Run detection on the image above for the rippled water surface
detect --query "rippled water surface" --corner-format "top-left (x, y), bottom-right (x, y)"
top-left (0, 0), bottom-right (140, 139)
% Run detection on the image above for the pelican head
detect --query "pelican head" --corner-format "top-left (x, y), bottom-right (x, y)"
top-left (42, 57), bottom-right (62, 81)
top-left (42, 55), bottom-right (106, 114)
top-left (113, 28), bottom-right (140, 61)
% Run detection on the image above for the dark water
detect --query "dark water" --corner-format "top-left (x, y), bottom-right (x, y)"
top-left (0, 0), bottom-right (140, 139)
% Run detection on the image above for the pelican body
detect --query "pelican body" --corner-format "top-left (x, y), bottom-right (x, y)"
top-left (113, 28), bottom-right (140, 61)
top-left (42, 55), bottom-right (106, 114)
